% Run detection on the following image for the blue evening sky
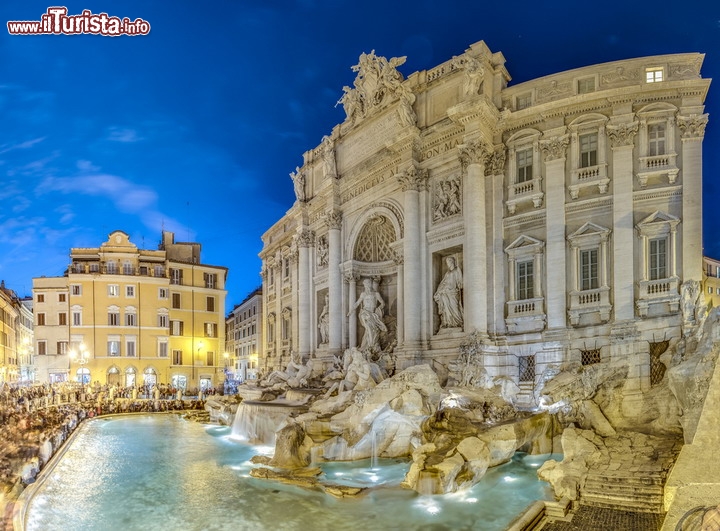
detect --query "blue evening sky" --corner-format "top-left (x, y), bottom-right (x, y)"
top-left (0, 1), bottom-right (718, 308)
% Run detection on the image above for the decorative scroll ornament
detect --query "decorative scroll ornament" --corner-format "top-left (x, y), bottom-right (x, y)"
top-left (539, 135), bottom-right (570, 161)
top-left (325, 210), bottom-right (343, 230)
top-left (336, 50), bottom-right (407, 123)
top-left (457, 139), bottom-right (491, 171)
top-left (607, 122), bottom-right (639, 148)
top-left (678, 114), bottom-right (709, 140)
top-left (396, 165), bottom-right (428, 192)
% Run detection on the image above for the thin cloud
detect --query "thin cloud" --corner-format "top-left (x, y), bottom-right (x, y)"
top-left (0, 137), bottom-right (46, 155)
top-left (106, 127), bottom-right (143, 143)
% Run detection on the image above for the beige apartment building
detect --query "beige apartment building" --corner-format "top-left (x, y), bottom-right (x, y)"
top-left (260, 40), bottom-right (709, 404)
top-left (702, 255), bottom-right (720, 308)
top-left (0, 281), bottom-right (28, 384)
top-left (226, 286), bottom-right (262, 382)
top-left (32, 230), bottom-right (228, 390)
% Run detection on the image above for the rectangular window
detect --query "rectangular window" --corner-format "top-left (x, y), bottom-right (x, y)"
top-left (37, 313), bottom-right (45, 326)
top-left (516, 260), bottom-right (534, 301)
top-left (158, 288), bottom-right (168, 299)
top-left (126, 339), bottom-right (136, 358)
top-left (646, 67), bottom-right (663, 83)
top-left (125, 313), bottom-right (136, 327)
top-left (172, 293), bottom-right (181, 309)
top-left (516, 93), bottom-right (531, 110)
top-left (649, 238), bottom-right (668, 280)
top-left (580, 249), bottom-right (599, 291)
top-left (106, 262), bottom-right (117, 274)
top-left (207, 296), bottom-right (215, 312)
top-left (158, 341), bottom-right (168, 358)
top-left (170, 268), bottom-right (183, 285)
top-left (71, 285), bottom-right (82, 296)
top-left (158, 314), bottom-right (169, 328)
top-left (108, 340), bottom-right (120, 357)
top-left (37, 294), bottom-right (45, 303)
top-left (204, 273), bottom-right (218, 289)
top-left (57, 341), bottom-right (68, 355)
top-left (519, 355), bottom-right (536, 383)
top-left (123, 262), bottom-right (133, 275)
top-left (37, 341), bottom-right (47, 356)
top-left (170, 320), bottom-right (184, 336)
top-left (579, 133), bottom-right (598, 168)
top-left (58, 313), bottom-right (67, 326)
top-left (126, 285), bottom-right (135, 298)
top-left (205, 322), bottom-right (217, 338)
top-left (516, 148), bottom-right (533, 184)
top-left (172, 350), bottom-right (183, 365)
top-left (284, 259), bottom-right (290, 279)
top-left (206, 351), bottom-right (214, 366)
top-left (59, 293), bottom-right (66, 302)
top-left (710, 286), bottom-right (714, 294)
top-left (648, 123), bottom-right (666, 157)
top-left (139, 266), bottom-right (148, 276)
top-left (154, 265), bottom-right (165, 278)
top-left (72, 311), bottom-right (82, 326)
top-left (577, 77), bottom-right (595, 94)
top-left (108, 312), bottom-right (119, 326)
top-left (89, 263), bottom-right (100, 273)
top-left (282, 318), bottom-right (290, 341)
top-left (108, 285), bottom-right (119, 297)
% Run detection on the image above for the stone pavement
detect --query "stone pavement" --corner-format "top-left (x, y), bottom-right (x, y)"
top-left (541, 505), bottom-right (664, 531)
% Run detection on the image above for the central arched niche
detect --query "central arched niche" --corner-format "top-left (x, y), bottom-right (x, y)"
top-left (349, 214), bottom-right (398, 355)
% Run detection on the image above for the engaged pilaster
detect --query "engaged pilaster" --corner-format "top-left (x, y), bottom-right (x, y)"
top-left (325, 210), bottom-right (343, 354)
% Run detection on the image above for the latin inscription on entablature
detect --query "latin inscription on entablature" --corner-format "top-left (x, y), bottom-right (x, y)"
top-left (420, 137), bottom-right (462, 161)
top-left (340, 169), bottom-right (395, 204)
top-left (337, 112), bottom-right (399, 171)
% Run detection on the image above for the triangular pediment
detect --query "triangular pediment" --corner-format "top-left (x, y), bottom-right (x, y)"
top-left (505, 235), bottom-right (543, 253)
top-left (568, 222), bottom-right (610, 239)
top-left (637, 210), bottom-right (679, 227)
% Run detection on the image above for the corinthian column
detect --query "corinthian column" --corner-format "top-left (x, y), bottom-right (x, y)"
top-left (678, 114), bottom-right (708, 281)
top-left (295, 229), bottom-right (313, 356)
top-left (458, 140), bottom-right (489, 334)
top-left (396, 165), bottom-right (427, 348)
top-left (345, 272), bottom-right (358, 349)
top-left (326, 210), bottom-right (343, 354)
top-left (540, 134), bottom-right (569, 329)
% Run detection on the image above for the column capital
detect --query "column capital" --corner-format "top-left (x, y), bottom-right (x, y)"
top-left (344, 272), bottom-right (360, 283)
top-left (607, 122), bottom-right (639, 148)
top-left (396, 165), bottom-right (428, 192)
top-left (457, 139), bottom-right (491, 171)
top-left (540, 135), bottom-right (569, 162)
top-left (392, 249), bottom-right (404, 265)
top-left (324, 210), bottom-right (343, 230)
top-left (294, 228), bottom-right (315, 248)
top-left (678, 113), bottom-right (708, 140)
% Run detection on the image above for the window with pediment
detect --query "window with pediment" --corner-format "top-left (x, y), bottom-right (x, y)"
top-left (636, 103), bottom-right (678, 188)
top-left (635, 211), bottom-right (680, 317)
top-left (506, 129), bottom-right (543, 215)
top-left (354, 215), bottom-right (396, 262)
top-left (504, 235), bottom-right (545, 333)
top-left (567, 222), bottom-right (612, 326)
top-left (568, 114), bottom-right (609, 199)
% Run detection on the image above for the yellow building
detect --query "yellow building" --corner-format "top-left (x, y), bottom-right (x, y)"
top-left (703, 256), bottom-right (720, 308)
top-left (32, 230), bottom-right (228, 391)
top-left (0, 281), bottom-right (22, 384)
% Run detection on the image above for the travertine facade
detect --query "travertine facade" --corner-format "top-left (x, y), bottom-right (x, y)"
top-left (33, 230), bottom-right (228, 389)
top-left (259, 41), bottom-right (709, 401)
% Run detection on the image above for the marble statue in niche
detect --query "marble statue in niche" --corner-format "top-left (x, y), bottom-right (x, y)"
top-left (348, 277), bottom-right (387, 354)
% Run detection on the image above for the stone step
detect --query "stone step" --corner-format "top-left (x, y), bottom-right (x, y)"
top-left (583, 479), bottom-right (664, 496)
top-left (581, 494), bottom-right (665, 514)
top-left (585, 472), bottom-right (666, 486)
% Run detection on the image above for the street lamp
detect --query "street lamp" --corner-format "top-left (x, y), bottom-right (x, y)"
top-left (69, 343), bottom-right (89, 393)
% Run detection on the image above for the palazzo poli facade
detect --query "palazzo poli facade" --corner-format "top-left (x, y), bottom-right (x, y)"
top-left (259, 40), bottom-right (709, 404)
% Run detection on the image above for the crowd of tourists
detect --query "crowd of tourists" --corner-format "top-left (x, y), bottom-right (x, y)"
top-left (0, 381), bottom-right (208, 521)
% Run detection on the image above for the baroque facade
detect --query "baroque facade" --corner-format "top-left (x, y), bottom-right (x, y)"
top-left (32, 230), bottom-right (228, 390)
top-left (259, 41), bottom-right (709, 402)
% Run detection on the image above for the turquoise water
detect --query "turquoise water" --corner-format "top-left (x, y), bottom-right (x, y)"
top-left (24, 414), bottom-right (557, 531)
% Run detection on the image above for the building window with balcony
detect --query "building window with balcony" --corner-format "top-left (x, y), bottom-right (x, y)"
top-left (506, 130), bottom-right (543, 215)
top-left (505, 235), bottom-right (545, 334)
top-left (89, 263), bottom-right (100, 273)
top-left (122, 261), bottom-right (133, 275)
top-left (636, 103), bottom-right (678, 187)
top-left (106, 261), bottom-right (117, 274)
top-left (516, 148), bottom-right (533, 184)
top-left (636, 211), bottom-right (680, 317)
top-left (568, 114), bottom-right (608, 199)
top-left (154, 265), bottom-right (165, 278)
top-left (567, 222), bottom-right (611, 326)
top-left (648, 123), bottom-right (666, 157)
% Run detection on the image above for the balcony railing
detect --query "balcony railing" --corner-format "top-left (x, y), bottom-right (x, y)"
top-left (569, 163), bottom-right (609, 199)
top-left (505, 297), bottom-right (546, 333)
top-left (636, 153), bottom-right (678, 188)
top-left (506, 178), bottom-right (544, 215)
top-left (638, 277), bottom-right (679, 300)
top-left (568, 286), bottom-right (611, 325)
